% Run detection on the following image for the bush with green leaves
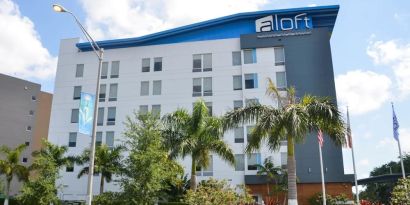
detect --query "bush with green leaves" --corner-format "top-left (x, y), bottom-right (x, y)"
top-left (308, 192), bottom-right (349, 205)
top-left (184, 178), bottom-right (254, 205)
top-left (92, 192), bottom-right (124, 205)
top-left (391, 178), bottom-right (410, 205)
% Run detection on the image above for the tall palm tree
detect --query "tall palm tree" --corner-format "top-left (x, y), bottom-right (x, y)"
top-left (162, 99), bottom-right (235, 190)
top-left (0, 144), bottom-right (29, 205)
top-left (223, 78), bottom-right (346, 205)
top-left (77, 144), bottom-right (124, 194)
top-left (31, 139), bottom-right (74, 171)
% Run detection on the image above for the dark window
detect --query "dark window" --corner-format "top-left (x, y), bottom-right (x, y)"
top-left (154, 57), bottom-right (162, 71)
top-left (25, 141), bottom-right (30, 146)
top-left (111, 61), bottom-right (120, 78)
top-left (96, 132), bottom-right (103, 146)
top-left (101, 62), bottom-right (108, 79)
top-left (31, 96), bottom-right (36, 101)
top-left (66, 163), bottom-right (74, 172)
top-left (71, 109), bottom-right (79, 123)
top-left (76, 64), bottom-right (84, 77)
top-left (107, 107), bottom-right (116, 125)
top-left (99, 84), bottom-right (106, 102)
top-left (108, 84), bottom-right (118, 101)
top-left (97, 108), bottom-right (104, 126)
top-left (22, 158), bottom-right (28, 163)
top-left (142, 58), bottom-right (150, 72)
top-left (245, 73), bottom-right (258, 89)
top-left (73, 86), bottom-right (81, 100)
top-left (69, 132), bottom-right (77, 147)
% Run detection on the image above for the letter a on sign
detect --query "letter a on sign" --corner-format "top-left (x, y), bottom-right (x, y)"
top-left (255, 15), bottom-right (273, 32)
top-left (79, 92), bottom-right (95, 136)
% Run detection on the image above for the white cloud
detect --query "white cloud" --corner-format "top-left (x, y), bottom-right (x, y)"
top-left (0, 0), bottom-right (56, 79)
top-left (359, 159), bottom-right (369, 166)
top-left (398, 128), bottom-right (410, 153)
top-left (79, 0), bottom-right (268, 40)
top-left (367, 39), bottom-right (410, 98)
top-left (336, 70), bottom-right (392, 115)
top-left (307, 4), bottom-right (317, 7)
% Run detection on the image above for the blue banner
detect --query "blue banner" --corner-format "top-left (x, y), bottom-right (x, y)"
top-left (79, 92), bottom-right (95, 136)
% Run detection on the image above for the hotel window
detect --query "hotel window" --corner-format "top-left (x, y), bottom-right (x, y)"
top-left (26, 126), bottom-right (31, 131)
top-left (96, 132), bottom-right (102, 146)
top-left (274, 47), bottom-right (285, 66)
top-left (109, 83), bottom-right (118, 101)
top-left (71, 109), bottom-right (79, 123)
top-left (22, 158), bottom-right (28, 163)
top-left (196, 155), bottom-right (213, 176)
top-left (101, 62), bottom-right (108, 79)
top-left (205, 102), bottom-right (212, 116)
top-left (192, 78), bottom-right (202, 97)
top-left (107, 107), bottom-right (116, 125)
top-left (245, 73), bottom-right (258, 89)
top-left (247, 126), bottom-right (255, 142)
top-left (152, 105), bottom-right (161, 118)
top-left (25, 141), bottom-right (30, 146)
top-left (235, 154), bottom-right (245, 171)
top-left (110, 61), bottom-right (120, 78)
top-left (233, 75), bottom-right (242, 90)
top-left (153, 80), bottom-right (162, 95)
top-left (29, 110), bottom-right (34, 116)
top-left (247, 153), bottom-right (261, 170)
top-left (234, 127), bottom-right (244, 143)
top-left (68, 132), bottom-right (77, 147)
top-left (232, 51), bottom-right (242, 66)
top-left (106, 131), bottom-right (114, 148)
top-left (139, 105), bottom-right (148, 115)
top-left (276, 72), bottom-right (287, 89)
top-left (140, 81), bottom-right (149, 96)
top-left (244, 49), bottom-right (256, 64)
top-left (193, 54), bottom-right (212, 72)
top-left (97, 108), bottom-right (104, 126)
top-left (203, 77), bottom-right (212, 96)
top-left (76, 64), bottom-right (84, 77)
top-left (31, 95), bottom-right (36, 101)
top-left (281, 152), bottom-right (287, 170)
top-left (233, 100), bottom-right (243, 110)
top-left (99, 84), bottom-right (106, 102)
top-left (154, 57), bottom-right (162, 72)
top-left (246, 98), bottom-right (259, 107)
top-left (73, 86), bottom-right (81, 100)
top-left (66, 162), bottom-right (74, 172)
top-left (142, 58), bottom-right (150, 72)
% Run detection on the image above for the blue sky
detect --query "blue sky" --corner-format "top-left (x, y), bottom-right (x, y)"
top-left (1, 0), bottom-right (409, 181)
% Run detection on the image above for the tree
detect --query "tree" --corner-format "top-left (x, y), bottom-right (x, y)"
top-left (121, 112), bottom-right (183, 204)
top-left (0, 144), bottom-right (29, 205)
top-left (360, 154), bottom-right (410, 204)
top-left (18, 139), bottom-right (72, 205)
top-left (184, 178), bottom-right (254, 205)
top-left (391, 178), bottom-right (410, 205)
top-left (162, 99), bottom-right (235, 190)
top-left (223, 79), bottom-right (346, 205)
top-left (163, 174), bottom-right (190, 202)
top-left (256, 157), bottom-right (287, 204)
top-left (77, 144), bottom-right (124, 194)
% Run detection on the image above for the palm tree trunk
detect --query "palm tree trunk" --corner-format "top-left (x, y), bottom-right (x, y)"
top-left (287, 136), bottom-right (298, 205)
top-left (4, 180), bottom-right (10, 205)
top-left (190, 158), bottom-right (197, 190)
top-left (100, 175), bottom-right (104, 194)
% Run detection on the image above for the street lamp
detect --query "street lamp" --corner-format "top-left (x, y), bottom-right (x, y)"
top-left (53, 4), bottom-right (104, 205)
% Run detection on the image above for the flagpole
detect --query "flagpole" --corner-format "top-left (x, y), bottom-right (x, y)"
top-left (318, 131), bottom-right (326, 205)
top-left (347, 107), bottom-right (360, 204)
top-left (392, 102), bottom-right (406, 179)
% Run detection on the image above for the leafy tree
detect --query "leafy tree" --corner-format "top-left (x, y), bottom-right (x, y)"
top-left (0, 144), bottom-right (29, 205)
top-left (223, 79), bottom-right (346, 205)
top-left (162, 99), bottom-right (235, 190)
top-left (76, 144), bottom-right (124, 194)
top-left (184, 178), bottom-right (254, 205)
top-left (391, 178), bottom-right (410, 205)
top-left (121, 112), bottom-right (183, 204)
top-left (256, 157), bottom-right (287, 204)
top-left (18, 139), bottom-right (72, 205)
top-left (163, 174), bottom-right (190, 202)
top-left (92, 191), bottom-right (124, 205)
top-left (360, 154), bottom-right (410, 204)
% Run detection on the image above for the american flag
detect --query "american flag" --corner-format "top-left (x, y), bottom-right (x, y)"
top-left (392, 103), bottom-right (400, 141)
top-left (318, 130), bottom-right (324, 147)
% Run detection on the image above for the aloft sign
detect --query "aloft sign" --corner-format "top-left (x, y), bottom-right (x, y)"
top-left (255, 13), bottom-right (312, 32)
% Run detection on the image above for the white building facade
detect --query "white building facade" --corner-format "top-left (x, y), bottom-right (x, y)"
top-left (49, 5), bottom-right (352, 203)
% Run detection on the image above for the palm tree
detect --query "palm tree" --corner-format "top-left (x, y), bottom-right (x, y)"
top-left (162, 99), bottom-right (235, 190)
top-left (31, 139), bottom-right (74, 171)
top-left (257, 157), bottom-right (287, 205)
top-left (0, 144), bottom-right (29, 205)
top-left (76, 144), bottom-right (124, 194)
top-left (223, 78), bottom-right (346, 205)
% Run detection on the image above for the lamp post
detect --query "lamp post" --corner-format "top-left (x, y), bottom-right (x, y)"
top-left (53, 4), bottom-right (103, 205)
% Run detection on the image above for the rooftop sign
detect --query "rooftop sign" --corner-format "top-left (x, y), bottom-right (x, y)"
top-left (255, 13), bottom-right (313, 32)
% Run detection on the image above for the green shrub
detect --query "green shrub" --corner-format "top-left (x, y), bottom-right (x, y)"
top-left (92, 192), bottom-right (124, 205)
top-left (308, 192), bottom-right (349, 205)
top-left (391, 178), bottom-right (410, 205)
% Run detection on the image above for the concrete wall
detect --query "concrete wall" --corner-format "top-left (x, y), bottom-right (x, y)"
top-left (0, 74), bottom-right (53, 195)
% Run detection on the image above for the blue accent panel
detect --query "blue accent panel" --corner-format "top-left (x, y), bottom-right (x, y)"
top-left (77, 5), bottom-right (339, 51)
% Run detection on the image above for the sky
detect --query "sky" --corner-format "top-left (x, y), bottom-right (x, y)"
top-left (1, 0), bottom-right (409, 181)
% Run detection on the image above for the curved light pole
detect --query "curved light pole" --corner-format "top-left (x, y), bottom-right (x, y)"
top-left (53, 4), bottom-right (103, 205)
